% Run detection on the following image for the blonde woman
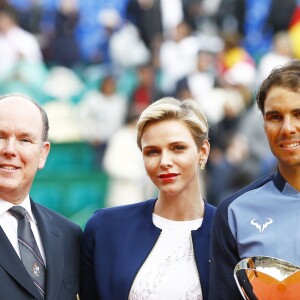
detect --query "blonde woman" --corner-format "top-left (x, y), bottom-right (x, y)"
top-left (80, 97), bottom-right (216, 300)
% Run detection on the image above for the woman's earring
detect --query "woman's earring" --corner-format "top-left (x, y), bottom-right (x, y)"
top-left (200, 163), bottom-right (205, 170)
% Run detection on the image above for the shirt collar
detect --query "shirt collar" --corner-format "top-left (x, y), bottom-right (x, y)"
top-left (273, 171), bottom-right (300, 196)
top-left (273, 171), bottom-right (286, 193)
top-left (0, 196), bottom-right (36, 223)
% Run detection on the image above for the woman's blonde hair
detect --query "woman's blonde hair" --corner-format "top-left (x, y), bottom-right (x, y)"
top-left (136, 97), bottom-right (209, 150)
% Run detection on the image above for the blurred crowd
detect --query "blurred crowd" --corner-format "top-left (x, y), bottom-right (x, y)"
top-left (1, 0), bottom-right (299, 206)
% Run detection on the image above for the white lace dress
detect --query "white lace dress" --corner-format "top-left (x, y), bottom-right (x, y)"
top-left (129, 214), bottom-right (203, 300)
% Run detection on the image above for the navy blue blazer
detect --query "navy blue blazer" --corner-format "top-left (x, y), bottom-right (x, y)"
top-left (80, 199), bottom-right (216, 300)
top-left (0, 199), bottom-right (82, 300)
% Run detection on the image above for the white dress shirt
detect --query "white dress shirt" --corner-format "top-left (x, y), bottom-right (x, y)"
top-left (0, 196), bottom-right (46, 264)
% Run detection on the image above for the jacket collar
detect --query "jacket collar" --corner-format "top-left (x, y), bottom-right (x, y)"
top-left (144, 198), bottom-right (215, 239)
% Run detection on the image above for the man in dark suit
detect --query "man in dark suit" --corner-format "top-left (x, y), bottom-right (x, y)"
top-left (0, 93), bottom-right (82, 299)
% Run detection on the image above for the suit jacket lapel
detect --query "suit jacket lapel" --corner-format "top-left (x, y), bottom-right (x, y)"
top-left (31, 201), bottom-right (64, 300)
top-left (0, 226), bottom-right (43, 299)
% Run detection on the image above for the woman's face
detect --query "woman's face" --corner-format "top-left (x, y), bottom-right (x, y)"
top-left (141, 119), bottom-right (209, 197)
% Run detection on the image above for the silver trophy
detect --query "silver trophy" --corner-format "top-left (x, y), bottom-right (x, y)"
top-left (234, 256), bottom-right (300, 300)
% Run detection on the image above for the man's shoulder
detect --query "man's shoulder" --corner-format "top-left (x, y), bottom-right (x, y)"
top-left (34, 202), bottom-right (81, 232)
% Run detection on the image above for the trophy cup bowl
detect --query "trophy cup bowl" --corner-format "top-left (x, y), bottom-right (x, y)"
top-left (234, 256), bottom-right (300, 300)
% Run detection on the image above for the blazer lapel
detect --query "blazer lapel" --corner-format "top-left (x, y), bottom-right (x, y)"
top-left (31, 201), bottom-right (64, 300)
top-left (0, 226), bottom-right (43, 300)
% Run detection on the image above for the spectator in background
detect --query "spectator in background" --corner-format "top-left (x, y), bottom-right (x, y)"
top-left (237, 103), bottom-right (277, 177)
top-left (175, 50), bottom-right (218, 118)
top-left (41, 65), bottom-right (85, 143)
top-left (128, 63), bottom-right (162, 115)
top-left (256, 30), bottom-right (294, 86)
top-left (217, 31), bottom-right (256, 90)
top-left (5, 0), bottom-right (42, 34)
top-left (0, 5), bottom-right (43, 79)
top-left (0, 4), bottom-right (48, 100)
top-left (216, 31), bottom-right (256, 115)
top-left (96, 7), bottom-right (123, 68)
top-left (44, 0), bottom-right (81, 68)
top-left (159, 20), bottom-right (200, 95)
top-left (126, 0), bottom-right (163, 51)
top-left (215, 0), bottom-right (245, 36)
top-left (103, 107), bottom-right (157, 207)
top-left (109, 18), bottom-right (151, 71)
top-left (182, 0), bottom-right (220, 34)
top-left (267, 0), bottom-right (297, 34)
top-left (77, 75), bottom-right (127, 168)
top-left (241, 0), bottom-right (273, 62)
top-left (160, 0), bottom-right (183, 39)
top-left (206, 89), bottom-right (248, 206)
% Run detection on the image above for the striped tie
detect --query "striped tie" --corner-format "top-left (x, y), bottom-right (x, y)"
top-left (9, 206), bottom-right (46, 298)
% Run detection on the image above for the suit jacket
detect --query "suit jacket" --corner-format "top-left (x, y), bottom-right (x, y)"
top-left (80, 199), bottom-right (216, 300)
top-left (0, 199), bottom-right (83, 300)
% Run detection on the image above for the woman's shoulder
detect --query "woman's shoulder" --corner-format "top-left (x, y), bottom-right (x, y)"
top-left (205, 201), bottom-right (217, 213)
top-left (86, 199), bottom-right (156, 227)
